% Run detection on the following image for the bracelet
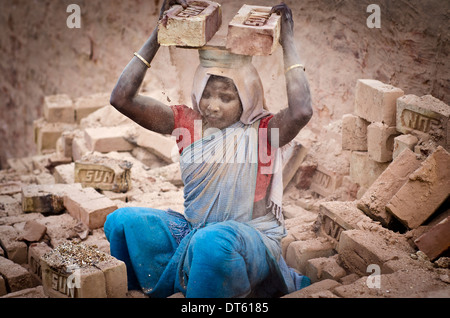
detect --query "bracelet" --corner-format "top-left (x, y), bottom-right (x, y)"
top-left (134, 52), bottom-right (151, 68)
top-left (285, 63), bottom-right (305, 74)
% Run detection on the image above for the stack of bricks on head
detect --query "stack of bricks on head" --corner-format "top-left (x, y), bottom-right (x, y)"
top-left (1, 0), bottom-right (449, 299)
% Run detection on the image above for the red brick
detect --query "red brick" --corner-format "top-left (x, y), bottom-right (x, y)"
top-left (393, 134), bottom-right (419, 159)
top-left (158, 0), bottom-right (222, 47)
top-left (414, 216), bottom-right (450, 260)
top-left (226, 4), bottom-right (281, 56)
top-left (386, 146), bottom-right (450, 229)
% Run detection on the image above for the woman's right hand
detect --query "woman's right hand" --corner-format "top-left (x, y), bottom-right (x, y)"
top-left (159, 0), bottom-right (188, 19)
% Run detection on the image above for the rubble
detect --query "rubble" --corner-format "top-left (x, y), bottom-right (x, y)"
top-left (1, 81), bottom-right (449, 299)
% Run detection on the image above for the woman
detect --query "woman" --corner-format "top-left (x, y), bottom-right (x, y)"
top-left (105, 0), bottom-right (313, 298)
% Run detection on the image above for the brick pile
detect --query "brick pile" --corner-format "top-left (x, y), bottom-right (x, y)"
top-left (1, 77), bottom-right (449, 298)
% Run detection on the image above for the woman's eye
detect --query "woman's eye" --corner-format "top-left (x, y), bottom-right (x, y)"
top-left (220, 94), bottom-right (233, 103)
top-left (202, 91), bottom-right (211, 99)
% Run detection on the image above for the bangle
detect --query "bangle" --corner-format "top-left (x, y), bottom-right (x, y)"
top-left (285, 63), bottom-right (305, 74)
top-left (134, 52), bottom-right (151, 68)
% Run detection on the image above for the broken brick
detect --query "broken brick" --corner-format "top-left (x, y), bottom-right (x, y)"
top-left (341, 114), bottom-right (369, 151)
top-left (305, 255), bottom-right (347, 283)
top-left (386, 146), bottom-right (450, 229)
top-left (367, 122), bottom-right (400, 162)
top-left (226, 4), bottom-right (281, 56)
top-left (357, 148), bottom-right (422, 227)
top-left (28, 242), bottom-right (52, 284)
top-left (396, 94), bottom-right (450, 150)
top-left (392, 134), bottom-right (419, 159)
top-left (19, 220), bottom-right (47, 242)
top-left (158, 0), bottom-right (222, 47)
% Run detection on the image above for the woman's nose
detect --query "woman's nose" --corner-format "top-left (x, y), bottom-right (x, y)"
top-left (207, 101), bottom-right (220, 113)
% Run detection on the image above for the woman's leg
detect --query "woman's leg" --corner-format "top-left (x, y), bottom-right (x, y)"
top-left (184, 221), bottom-right (272, 298)
top-left (104, 207), bottom-right (184, 293)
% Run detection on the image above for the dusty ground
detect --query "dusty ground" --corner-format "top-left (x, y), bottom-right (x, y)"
top-left (0, 0), bottom-right (449, 167)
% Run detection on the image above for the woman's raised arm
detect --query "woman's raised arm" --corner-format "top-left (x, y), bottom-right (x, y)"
top-left (110, 0), bottom-right (187, 134)
top-left (268, 3), bottom-right (313, 148)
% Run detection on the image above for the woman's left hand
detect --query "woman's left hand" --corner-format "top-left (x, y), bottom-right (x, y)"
top-left (270, 2), bottom-right (295, 46)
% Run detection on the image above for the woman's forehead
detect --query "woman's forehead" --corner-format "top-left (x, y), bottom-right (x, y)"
top-left (205, 76), bottom-right (238, 91)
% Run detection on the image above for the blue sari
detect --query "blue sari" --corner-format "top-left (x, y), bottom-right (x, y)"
top-left (104, 121), bottom-right (310, 297)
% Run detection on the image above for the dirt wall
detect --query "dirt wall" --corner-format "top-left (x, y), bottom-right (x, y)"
top-left (1, 0), bottom-right (448, 168)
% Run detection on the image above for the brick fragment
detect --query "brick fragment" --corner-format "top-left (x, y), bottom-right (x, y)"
top-left (386, 146), bottom-right (450, 229)
top-left (226, 5), bottom-right (280, 56)
top-left (43, 94), bottom-right (75, 123)
top-left (414, 216), bottom-right (450, 260)
top-left (74, 154), bottom-right (132, 193)
top-left (0, 225), bottom-right (28, 264)
top-left (396, 94), bottom-right (450, 150)
top-left (306, 255), bottom-right (347, 283)
top-left (53, 163), bottom-right (75, 184)
top-left (393, 134), bottom-right (419, 159)
top-left (84, 125), bottom-right (135, 153)
top-left (341, 114), bottom-right (369, 151)
top-left (0, 256), bottom-right (33, 292)
top-left (354, 79), bottom-right (404, 126)
top-left (357, 148), bottom-right (422, 227)
top-left (158, 0), bottom-right (222, 47)
top-left (19, 220), bottom-right (47, 242)
top-left (367, 122), bottom-right (400, 162)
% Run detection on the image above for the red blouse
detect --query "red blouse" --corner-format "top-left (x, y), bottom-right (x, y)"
top-left (170, 105), bottom-right (274, 202)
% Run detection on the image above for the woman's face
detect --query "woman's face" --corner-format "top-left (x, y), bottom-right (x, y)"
top-left (199, 76), bottom-right (243, 130)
